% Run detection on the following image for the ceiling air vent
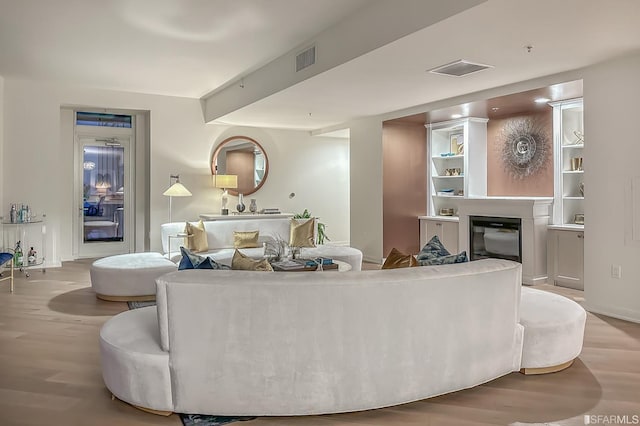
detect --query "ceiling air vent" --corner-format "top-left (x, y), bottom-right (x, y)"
top-left (428, 59), bottom-right (492, 77)
top-left (296, 46), bottom-right (316, 72)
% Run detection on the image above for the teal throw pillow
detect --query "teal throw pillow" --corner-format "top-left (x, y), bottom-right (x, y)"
top-left (416, 235), bottom-right (451, 261)
top-left (178, 247), bottom-right (230, 270)
top-left (418, 251), bottom-right (468, 266)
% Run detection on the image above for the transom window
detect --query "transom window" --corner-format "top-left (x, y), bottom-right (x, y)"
top-left (76, 112), bottom-right (132, 128)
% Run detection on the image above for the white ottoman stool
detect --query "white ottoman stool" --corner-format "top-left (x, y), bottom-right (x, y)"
top-left (519, 287), bottom-right (586, 374)
top-left (91, 252), bottom-right (177, 302)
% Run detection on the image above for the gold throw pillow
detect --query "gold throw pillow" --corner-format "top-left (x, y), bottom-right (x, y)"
top-left (233, 230), bottom-right (260, 248)
top-left (231, 249), bottom-right (273, 271)
top-left (183, 220), bottom-right (208, 253)
top-left (381, 248), bottom-right (418, 269)
top-left (289, 218), bottom-right (316, 248)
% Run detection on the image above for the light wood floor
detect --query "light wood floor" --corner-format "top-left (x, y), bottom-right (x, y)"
top-left (1, 261), bottom-right (639, 426)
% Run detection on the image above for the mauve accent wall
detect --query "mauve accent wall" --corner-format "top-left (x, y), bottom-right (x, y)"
top-left (487, 109), bottom-right (554, 197)
top-left (382, 122), bottom-right (426, 256)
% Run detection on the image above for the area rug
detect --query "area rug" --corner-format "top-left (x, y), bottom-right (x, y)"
top-left (180, 414), bottom-right (256, 426)
top-left (126, 302), bottom-right (257, 425)
top-left (127, 300), bottom-right (156, 309)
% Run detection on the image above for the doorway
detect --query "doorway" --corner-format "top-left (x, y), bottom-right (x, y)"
top-left (74, 115), bottom-right (135, 258)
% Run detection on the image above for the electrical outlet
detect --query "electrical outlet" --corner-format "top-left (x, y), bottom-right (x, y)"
top-left (611, 265), bottom-right (622, 279)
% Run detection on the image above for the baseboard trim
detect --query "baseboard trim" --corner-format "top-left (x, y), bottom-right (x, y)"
top-left (363, 255), bottom-right (382, 264)
top-left (322, 240), bottom-right (350, 247)
top-left (582, 303), bottom-right (640, 324)
top-left (522, 275), bottom-right (548, 286)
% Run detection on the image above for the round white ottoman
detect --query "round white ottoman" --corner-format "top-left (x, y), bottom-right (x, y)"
top-left (519, 287), bottom-right (586, 374)
top-left (91, 252), bottom-right (177, 301)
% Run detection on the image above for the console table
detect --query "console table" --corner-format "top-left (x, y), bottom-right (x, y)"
top-left (199, 213), bottom-right (294, 221)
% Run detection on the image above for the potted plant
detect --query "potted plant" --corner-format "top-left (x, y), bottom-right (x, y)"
top-left (293, 209), bottom-right (329, 245)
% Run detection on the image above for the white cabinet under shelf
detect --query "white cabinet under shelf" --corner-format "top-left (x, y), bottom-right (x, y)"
top-left (426, 118), bottom-right (487, 217)
top-left (418, 216), bottom-right (459, 254)
top-left (547, 226), bottom-right (584, 290)
top-left (551, 99), bottom-right (584, 226)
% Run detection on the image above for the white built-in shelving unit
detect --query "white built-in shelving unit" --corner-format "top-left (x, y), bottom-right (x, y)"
top-left (551, 98), bottom-right (584, 227)
top-left (426, 117), bottom-right (488, 218)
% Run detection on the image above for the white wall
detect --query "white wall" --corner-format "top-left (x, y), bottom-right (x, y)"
top-left (583, 52), bottom-right (640, 322)
top-left (0, 75), bottom-right (4, 212)
top-left (2, 78), bottom-right (349, 265)
top-left (206, 126), bottom-right (350, 247)
top-left (349, 117), bottom-right (383, 262)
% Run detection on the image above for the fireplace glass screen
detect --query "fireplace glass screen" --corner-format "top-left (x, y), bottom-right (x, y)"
top-left (469, 216), bottom-right (522, 262)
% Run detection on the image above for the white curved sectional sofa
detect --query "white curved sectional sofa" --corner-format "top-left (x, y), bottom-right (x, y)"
top-left (99, 258), bottom-right (586, 416)
top-left (103, 259), bottom-right (505, 415)
top-left (160, 217), bottom-right (363, 271)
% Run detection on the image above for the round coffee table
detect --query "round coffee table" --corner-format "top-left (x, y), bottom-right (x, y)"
top-left (271, 259), bottom-right (352, 272)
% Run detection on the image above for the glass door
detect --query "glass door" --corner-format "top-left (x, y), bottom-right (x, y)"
top-left (75, 135), bottom-right (133, 257)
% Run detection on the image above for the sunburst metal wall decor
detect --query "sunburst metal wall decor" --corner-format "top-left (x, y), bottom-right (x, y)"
top-left (498, 118), bottom-right (550, 180)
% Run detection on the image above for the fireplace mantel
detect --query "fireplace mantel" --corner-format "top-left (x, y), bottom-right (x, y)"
top-left (458, 197), bottom-right (553, 285)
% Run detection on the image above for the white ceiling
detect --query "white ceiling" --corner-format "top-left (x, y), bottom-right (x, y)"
top-left (2, 0), bottom-right (640, 131)
top-left (216, 0), bottom-right (640, 130)
top-left (0, 0), bottom-right (368, 97)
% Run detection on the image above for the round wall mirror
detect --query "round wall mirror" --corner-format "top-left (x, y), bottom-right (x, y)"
top-left (211, 136), bottom-right (269, 196)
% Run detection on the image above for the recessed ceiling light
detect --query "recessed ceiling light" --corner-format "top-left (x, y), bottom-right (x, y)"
top-left (534, 97), bottom-right (550, 104)
top-left (451, 114), bottom-right (463, 119)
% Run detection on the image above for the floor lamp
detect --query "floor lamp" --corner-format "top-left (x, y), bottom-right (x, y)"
top-left (163, 174), bottom-right (192, 223)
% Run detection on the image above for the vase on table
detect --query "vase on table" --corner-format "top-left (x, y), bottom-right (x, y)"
top-left (249, 198), bottom-right (257, 213)
top-left (236, 194), bottom-right (246, 213)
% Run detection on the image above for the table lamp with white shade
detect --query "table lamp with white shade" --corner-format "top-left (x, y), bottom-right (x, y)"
top-left (214, 174), bottom-right (238, 215)
top-left (163, 174), bottom-right (192, 223)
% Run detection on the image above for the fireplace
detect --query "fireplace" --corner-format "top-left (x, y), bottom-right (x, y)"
top-left (458, 198), bottom-right (551, 284)
top-left (469, 216), bottom-right (522, 263)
